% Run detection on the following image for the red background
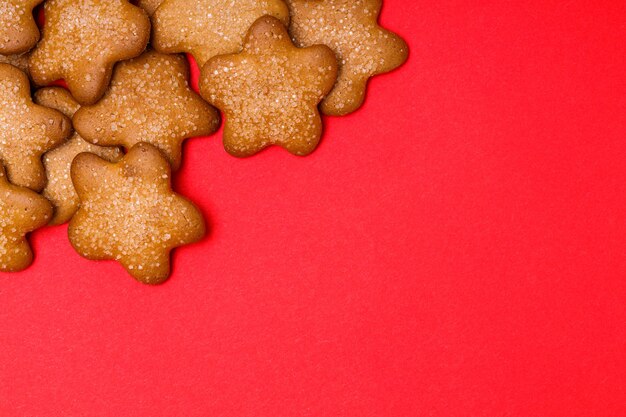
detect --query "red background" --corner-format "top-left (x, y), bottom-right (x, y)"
top-left (1, 1), bottom-right (625, 415)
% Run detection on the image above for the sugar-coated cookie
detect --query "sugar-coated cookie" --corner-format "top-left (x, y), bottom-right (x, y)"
top-left (0, 0), bottom-right (43, 54)
top-left (287, 0), bottom-right (408, 115)
top-left (34, 87), bottom-right (123, 225)
top-left (199, 16), bottom-right (337, 157)
top-left (29, 0), bottom-right (151, 105)
top-left (0, 164), bottom-right (52, 272)
top-left (73, 51), bottom-right (219, 170)
top-left (0, 53), bottom-right (30, 75)
top-left (137, 0), bottom-right (163, 15)
top-left (69, 143), bottom-right (206, 284)
top-left (152, 0), bottom-right (290, 67)
top-left (0, 63), bottom-right (71, 191)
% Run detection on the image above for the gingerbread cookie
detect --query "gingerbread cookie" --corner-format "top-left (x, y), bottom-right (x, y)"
top-left (29, 0), bottom-right (151, 105)
top-left (73, 51), bottom-right (219, 170)
top-left (34, 87), bottom-right (123, 225)
top-left (0, 53), bottom-right (30, 75)
top-left (152, 0), bottom-right (290, 67)
top-left (0, 164), bottom-right (52, 272)
top-left (0, 0), bottom-right (43, 55)
top-left (199, 16), bottom-right (337, 157)
top-left (0, 63), bottom-right (71, 191)
top-left (69, 143), bottom-right (206, 284)
top-left (287, 0), bottom-right (408, 116)
top-left (137, 0), bottom-right (163, 15)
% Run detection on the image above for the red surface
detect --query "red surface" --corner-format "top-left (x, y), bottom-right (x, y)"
top-left (2, 1), bottom-right (626, 416)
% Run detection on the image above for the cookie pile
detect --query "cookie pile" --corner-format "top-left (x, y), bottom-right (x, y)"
top-left (0, 0), bottom-right (408, 283)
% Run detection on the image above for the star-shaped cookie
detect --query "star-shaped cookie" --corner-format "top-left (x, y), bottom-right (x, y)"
top-left (0, 0), bottom-right (43, 54)
top-left (287, 0), bottom-right (409, 116)
top-left (69, 143), bottom-right (206, 284)
top-left (152, 0), bottom-right (290, 67)
top-left (34, 87), bottom-right (124, 225)
top-left (73, 51), bottom-right (219, 170)
top-left (0, 52), bottom-right (30, 75)
top-left (0, 164), bottom-right (52, 272)
top-left (0, 63), bottom-right (71, 191)
top-left (199, 16), bottom-right (338, 157)
top-left (29, 0), bottom-right (151, 105)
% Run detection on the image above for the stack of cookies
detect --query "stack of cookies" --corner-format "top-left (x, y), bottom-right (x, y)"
top-left (0, 0), bottom-right (408, 283)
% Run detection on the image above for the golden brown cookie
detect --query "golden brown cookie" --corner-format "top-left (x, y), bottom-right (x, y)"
top-left (34, 87), bottom-right (123, 225)
top-left (0, 63), bottom-right (71, 191)
top-left (137, 0), bottom-right (163, 15)
top-left (152, 0), bottom-right (290, 67)
top-left (0, 53), bottom-right (30, 75)
top-left (69, 143), bottom-right (206, 284)
top-left (0, 0), bottom-right (43, 54)
top-left (29, 0), bottom-right (151, 105)
top-left (0, 164), bottom-right (52, 272)
top-left (73, 51), bottom-right (219, 170)
top-left (199, 16), bottom-right (337, 157)
top-left (287, 0), bottom-right (408, 116)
